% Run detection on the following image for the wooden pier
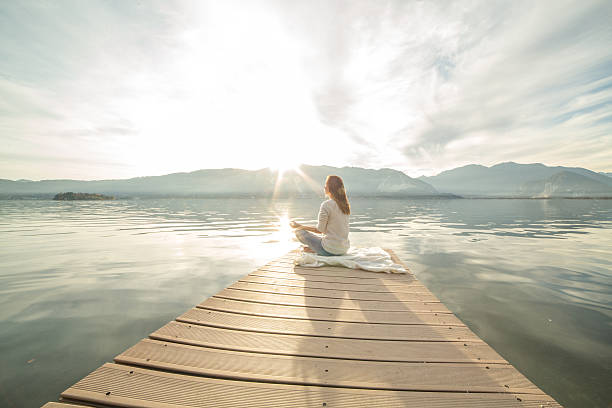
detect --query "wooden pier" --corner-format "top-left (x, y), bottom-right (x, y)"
top-left (43, 249), bottom-right (561, 407)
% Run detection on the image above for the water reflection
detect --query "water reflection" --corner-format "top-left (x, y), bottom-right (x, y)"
top-left (0, 198), bottom-right (610, 407)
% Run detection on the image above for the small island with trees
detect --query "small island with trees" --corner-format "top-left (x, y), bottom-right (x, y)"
top-left (53, 192), bottom-right (115, 201)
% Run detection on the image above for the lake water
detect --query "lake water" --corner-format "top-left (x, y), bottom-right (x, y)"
top-left (0, 198), bottom-right (610, 407)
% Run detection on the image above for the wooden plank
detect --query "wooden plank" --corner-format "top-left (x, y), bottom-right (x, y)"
top-left (230, 280), bottom-right (437, 300)
top-left (62, 363), bottom-right (561, 408)
top-left (151, 321), bottom-right (506, 363)
top-left (386, 248), bottom-right (410, 269)
top-left (197, 297), bottom-right (465, 326)
top-left (248, 269), bottom-right (427, 288)
top-left (256, 265), bottom-right (414, 283)
top-left (41, 403), bottom-right (92, 408)
top-left (115, 339), bottom-right (541, 394)
top-left (242, 273), bottom-right (430, 292)
top-left (269, 264), bottom-right (411, 278)
top-left (214, 288), bottom-right (448, 312)
top-left (260, 264), bottom-right (412, 280)
top-left (177, 308), bottom-right (481, 341)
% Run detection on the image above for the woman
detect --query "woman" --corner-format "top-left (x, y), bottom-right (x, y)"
top-left (290, 175), bottom-right (350, 256)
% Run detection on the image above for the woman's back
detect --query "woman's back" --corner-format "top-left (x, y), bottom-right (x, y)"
top-left (291, 174), bottom-right (351, 256)
top-left (317, 199), bottom-right (350, 255)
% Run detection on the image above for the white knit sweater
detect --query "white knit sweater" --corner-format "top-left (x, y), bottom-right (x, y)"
top-left (316, 199), bottom-right (350, 255)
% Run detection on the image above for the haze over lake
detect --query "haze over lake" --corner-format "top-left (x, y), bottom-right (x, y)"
top-left (1, 197), bottom-right (610, 408)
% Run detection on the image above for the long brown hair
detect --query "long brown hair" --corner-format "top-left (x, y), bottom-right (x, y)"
top-left (325, 175), bottom-right (350, 215)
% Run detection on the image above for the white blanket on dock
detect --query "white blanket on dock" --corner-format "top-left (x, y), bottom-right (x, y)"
top-left (295, 247), bottom-right (407, 274)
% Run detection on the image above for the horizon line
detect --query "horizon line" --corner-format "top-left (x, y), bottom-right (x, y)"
top-left (3, 161), bottom-right (611, 183)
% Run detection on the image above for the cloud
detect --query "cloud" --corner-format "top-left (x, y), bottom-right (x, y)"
top-left (0, 0), bottom-right (611, 180)
top-left (275, 0), bottom-right (612, 175)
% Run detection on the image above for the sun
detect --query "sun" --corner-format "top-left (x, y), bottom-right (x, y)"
top-left (270, 158), bottom-right (305, 198)
top-left (270, 159), bottom-right (301, 176)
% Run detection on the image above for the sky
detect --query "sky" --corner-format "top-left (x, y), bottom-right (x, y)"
top-left (1, 0), bottom-right (611, 180)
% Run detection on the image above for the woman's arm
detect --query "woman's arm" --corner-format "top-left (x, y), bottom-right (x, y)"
top-left (291, 202), bottom-right (328, 235)
top-left (290, 221), bottom-right (322, 234)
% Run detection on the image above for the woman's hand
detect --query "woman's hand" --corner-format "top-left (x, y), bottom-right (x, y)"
top-left (291, 221), bottom-right (321, 234)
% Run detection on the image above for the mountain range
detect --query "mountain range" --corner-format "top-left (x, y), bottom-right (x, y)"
top-left (0, 165), bottom-right (444, 198)
top-left (419, 162), bottom-right (612, 198)
top-left (1, 162), bottom-right (611, 198)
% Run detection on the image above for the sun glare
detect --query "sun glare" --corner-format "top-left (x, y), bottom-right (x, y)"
top-left (271, 160), bottom-right (301, 176)
top-left (272, 213), bottom-right (298, 250)
top-left (277, 214), bottom-right (292, 236)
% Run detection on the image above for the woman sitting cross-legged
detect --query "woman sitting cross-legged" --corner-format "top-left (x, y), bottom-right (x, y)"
top-left (290, 175), bottom-right (350, 256)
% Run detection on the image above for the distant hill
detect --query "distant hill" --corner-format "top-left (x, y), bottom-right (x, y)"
top-left (292, 165), bottom-right (440, 196)
top-left (420, 162), bottom-right (612, 197)
top-left (53, 192), bottom-right (114, 200)
top-left (0, 165), bottom-right (445, 198)
top-left (519, 171), bottom-right (612, 198)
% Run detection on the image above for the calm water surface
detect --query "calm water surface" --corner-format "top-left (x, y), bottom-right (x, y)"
top-left (0, 198), bottom-right (611, 407)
